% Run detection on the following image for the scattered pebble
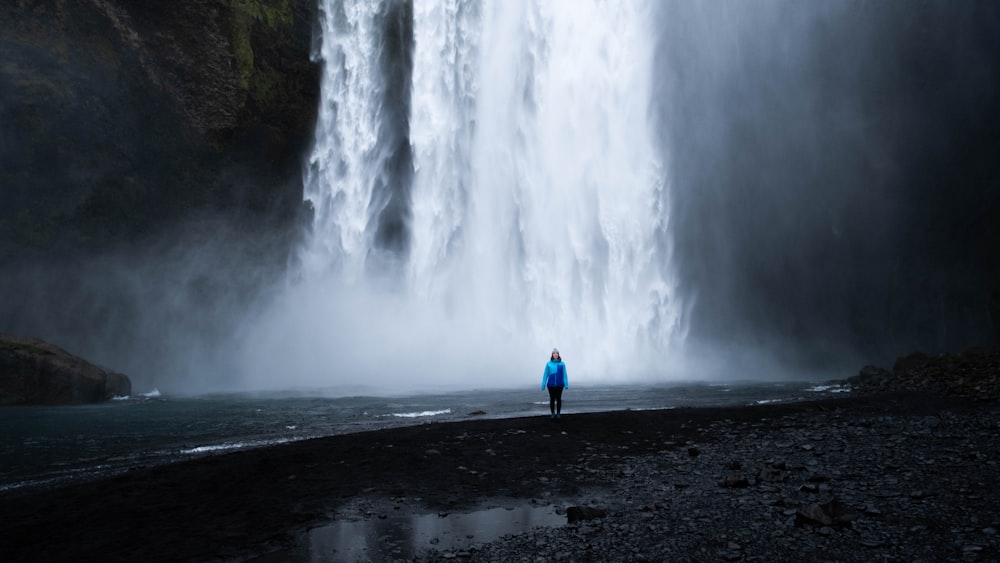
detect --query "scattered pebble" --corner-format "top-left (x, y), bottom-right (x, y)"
top-left (418, 396), bottom-right (1000, 562)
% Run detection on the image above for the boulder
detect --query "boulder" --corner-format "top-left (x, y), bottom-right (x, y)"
top-left (0, 334), bottom-right (131, 406)
top-left (718, 471), bottom-right (750, 488)
top-left (566, 506), bottom-right (607, 523)
top-left (794, 496), bottom-right (858, 529)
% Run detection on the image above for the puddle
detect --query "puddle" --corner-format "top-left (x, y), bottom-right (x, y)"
top-left (253, 505), bottom-right (566, 561)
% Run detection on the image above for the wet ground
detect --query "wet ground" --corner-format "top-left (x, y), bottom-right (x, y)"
top-left (2, 392), bottom-right (998, 562)
top-left (253, 503), bottom-right (566, 561)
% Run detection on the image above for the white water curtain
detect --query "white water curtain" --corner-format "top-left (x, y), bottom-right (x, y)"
top-left (252, 0), bottom-right (684, 389)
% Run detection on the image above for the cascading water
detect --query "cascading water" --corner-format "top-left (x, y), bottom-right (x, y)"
top-left (247, 0), bottom-right (686, 390)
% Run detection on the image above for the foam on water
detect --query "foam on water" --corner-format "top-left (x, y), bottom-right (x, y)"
top-left (179, 438), bottom-right (294, 455)
top-left (389, 409), bottom-right (453, 418)
top-left (805, 384), bottom-right (851, 393)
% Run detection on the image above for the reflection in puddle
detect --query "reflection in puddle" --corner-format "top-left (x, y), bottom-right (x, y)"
top-left (257, 505), bottom-right (565, 561)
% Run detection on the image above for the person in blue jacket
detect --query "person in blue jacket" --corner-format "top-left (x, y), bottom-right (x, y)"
top-left (541, 348), bottom-right (568, 419)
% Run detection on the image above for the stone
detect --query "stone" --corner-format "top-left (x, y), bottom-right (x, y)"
top-left (718, 471), bottom-right (750, 488)
top-left (758, 467), bottom-right (790, 483)
top-left (794, 497), bottom-right (858, 529)
top-left (0, 334), bottom-right (131, 405)
top-left (566, 506), bottom-right (607, 523)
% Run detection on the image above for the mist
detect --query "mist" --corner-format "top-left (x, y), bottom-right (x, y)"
top-left (653, 0), bottom-right (1000, 373)
top-left (267, 0), bottom-right (686, 390)
top-left (0, 215), bottom-right (295, 394)
top-left (2, 0), bottom-right (998, 394)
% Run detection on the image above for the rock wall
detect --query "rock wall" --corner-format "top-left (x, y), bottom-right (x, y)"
top-left (0, 0), bottom-right (319, 257)
top-left (0, 1), bottom-right (320, 386)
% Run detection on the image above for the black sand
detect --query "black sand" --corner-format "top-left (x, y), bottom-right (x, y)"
top-left (2, 392), bottom-right (998, 562)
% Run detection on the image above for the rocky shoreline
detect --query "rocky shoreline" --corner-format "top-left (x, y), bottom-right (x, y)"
top-left (0, 333), bottom-right (131, 406)
top-left (416, 393), bottom-right (1000, 562)
top-left (426, 354), bottom-right (1000, 563)
top-left (846, 347), bottom-right (1000, 401)
top-left (1, 388), bottom-right (997, 562)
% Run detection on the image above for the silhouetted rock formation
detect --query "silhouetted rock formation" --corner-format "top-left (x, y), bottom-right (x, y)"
top-left (846, 347), bottom-right (1000, 401)
top-left (0, 334), bottom-right (131, 405)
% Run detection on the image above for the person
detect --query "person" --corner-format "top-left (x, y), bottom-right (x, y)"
top-left (541, 348), bottom-right (568, 419)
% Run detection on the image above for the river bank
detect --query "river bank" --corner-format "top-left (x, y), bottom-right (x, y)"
top-left (1, 391), bottom-right (998, 562)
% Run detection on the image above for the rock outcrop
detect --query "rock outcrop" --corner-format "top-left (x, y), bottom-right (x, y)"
top-left (0, 333), bottom-right (131, 405)
top-left (845, 347), bottom-right (1000, 401)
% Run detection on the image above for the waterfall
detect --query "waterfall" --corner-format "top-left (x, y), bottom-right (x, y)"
top-left (272, 0), bottom-right (684, 388)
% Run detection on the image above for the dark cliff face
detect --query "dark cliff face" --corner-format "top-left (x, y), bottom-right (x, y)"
top-left (0, 0), bottom-right (320, 388)
top-left (0, 0), bottom-right (319, 256)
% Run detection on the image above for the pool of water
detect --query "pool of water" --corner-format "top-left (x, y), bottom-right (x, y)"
top-left (253, 504), bottom-right (567, 561)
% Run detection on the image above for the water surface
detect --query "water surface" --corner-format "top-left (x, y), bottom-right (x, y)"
top-left (0, 381), bottom-right (846, 491)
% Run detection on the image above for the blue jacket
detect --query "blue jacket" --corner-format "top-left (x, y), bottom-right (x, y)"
top-left (541, 360), bottom-right (568, 389)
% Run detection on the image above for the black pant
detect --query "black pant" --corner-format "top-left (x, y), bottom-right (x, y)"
top-left (547, 386), bottom-right (564, 415)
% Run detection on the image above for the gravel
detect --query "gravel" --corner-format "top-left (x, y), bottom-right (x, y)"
top-left (418, 399), bottom-right (1000, 562)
